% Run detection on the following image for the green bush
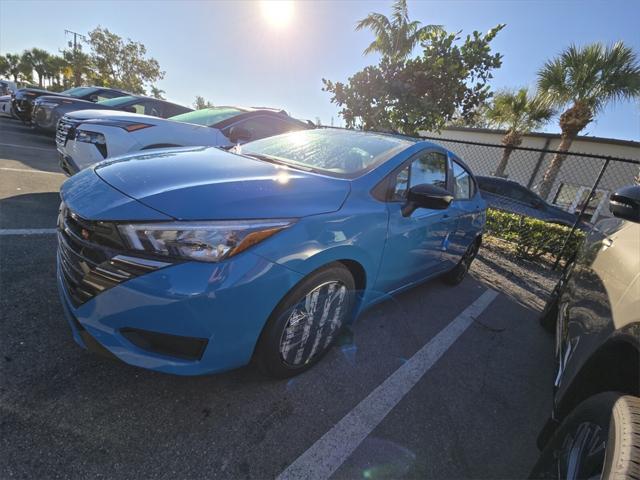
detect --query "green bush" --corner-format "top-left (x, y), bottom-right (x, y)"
top-left (485, 208), bottom-right (585, 261)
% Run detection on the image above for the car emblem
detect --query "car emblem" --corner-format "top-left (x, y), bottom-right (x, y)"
top-left (81, 228), bottom-right (90, 240)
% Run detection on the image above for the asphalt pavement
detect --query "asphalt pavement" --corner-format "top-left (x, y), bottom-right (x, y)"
top-left (0, 117), bottom-right (555, 479)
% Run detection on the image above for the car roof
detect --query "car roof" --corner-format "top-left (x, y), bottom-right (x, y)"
top-left (209, 107), bottom-right (309, 129)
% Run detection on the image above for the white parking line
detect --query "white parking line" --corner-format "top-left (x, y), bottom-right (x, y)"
top-left (0, 166), bottom-right (64, 176)
top-left (277, 288), bottom-right (499, 480)
top-left (0, 142), bottom-right (54, 152)
top-left (0, 228), bottom-right (57, 236)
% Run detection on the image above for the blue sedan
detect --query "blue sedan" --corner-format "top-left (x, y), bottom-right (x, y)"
top-left (57, 129), bottom-right (486, 377)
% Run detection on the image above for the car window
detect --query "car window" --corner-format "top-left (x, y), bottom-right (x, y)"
top-left (169, 107), bottom-right (244, 126)
top-left (145, 101), bottom-right (164, 117)
top-left (391, 151), bottom-right (447, 201)
top-left (96, 90), bottom-right (122, 101)
top-left (241, 129), bottom-right (412, 178)
top-left (451, 161), bottom-right (472, 200)
top-left (225, 116), bottom-right (304, 142)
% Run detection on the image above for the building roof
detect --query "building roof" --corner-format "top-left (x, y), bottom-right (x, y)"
top-left (439, 126), bottom-right (640, 149)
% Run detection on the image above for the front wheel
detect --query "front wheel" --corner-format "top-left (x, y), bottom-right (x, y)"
top-left (254, 264), bottom-right (355, 378)
top-left (530, 393), bottom-right (640, 479)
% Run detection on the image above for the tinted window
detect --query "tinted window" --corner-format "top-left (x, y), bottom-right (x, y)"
top-left (170, 107), bottom-right (244, 127)
top-left (452, 161), bottom-right (472, 200)
top-left (95, 90), bottom-right (122, 101)
top-left (62, 87), bottom-right (97, 97)
top-left (391, 151), bottom-right (447, 201)
top-left (225, 116), bottom-right (304, 142)
top-left (163, 103), bottom-right (191, 117)
top-left (241, 129), bottom-right (412, 177)
top-left (145, 100), bottom-right (164, 117)
top-left (97, 95), bottom-right (141, 107)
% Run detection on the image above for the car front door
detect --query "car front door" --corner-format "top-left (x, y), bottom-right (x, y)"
top-left (446, 157), bottom-right (483, 267)
top-left (375, 150), bottom-right (458, 294)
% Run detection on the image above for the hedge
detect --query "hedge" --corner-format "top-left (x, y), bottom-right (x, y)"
top-left (485, 208), bottom-right (585, 261)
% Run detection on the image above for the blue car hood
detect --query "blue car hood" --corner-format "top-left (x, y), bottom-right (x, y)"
top-left (93, 147), bottom-right (351, 220)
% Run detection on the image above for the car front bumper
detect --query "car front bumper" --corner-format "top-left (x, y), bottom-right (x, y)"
top-left (56, 250), bottom-right (303, 375)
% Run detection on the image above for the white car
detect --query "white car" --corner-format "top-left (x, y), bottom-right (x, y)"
top-left (0, 95), bottom-right (14, 118)
top-left (56, 106), bottom-right (311, 175)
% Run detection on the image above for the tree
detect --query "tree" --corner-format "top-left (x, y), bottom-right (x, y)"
top-left (150, 86), bottom-right (166, 100)
top-left (536, 42), bottom-right (640, 198)
top-left (62, 47), bottom-right (93, 87)
top-left (486, 88), bottom-right (553, 177)
top-left (356, 0), bottom-right (443, 60)
top-left (87, 26), bottom-right (165, 94)
top-left (0, 55), bottom-right (9, 78)
top-left (23, 48), bottom-right (52, 87)
top-left (323, 25), bottom-right (505, 135)
top-left (43, 54), bottom-right (67, 88)
top-left (193, 95), bottom-right (214, 109)
top-left (4, 53), bottom-right (32, 82)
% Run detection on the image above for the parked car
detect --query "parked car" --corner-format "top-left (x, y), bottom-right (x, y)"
top-left (56, 129), bottom-right (486, 377)
top-left (11, 86), bottom-right (129, 123)
top-left (0, 79), bottom-right (17, 96)
top-left (531, 184), bottom-right (640, 478)
top-left (0, 95), bottom-right (14, 118)
top-left (56, 106), bottom-right (311, 175)
top-left (477, 176), bottom-right (581, 227)
top-left (34, 94), bottom-right (192, 133)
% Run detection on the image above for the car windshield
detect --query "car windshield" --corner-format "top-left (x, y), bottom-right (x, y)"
top-left (62, 87), bottom-right (98, 97)
top-left (240, 129), bottom-right (413, 177)
top-left (96, 95), bottom-right (141, 107)
top-left (169, 107), bottom-right (244, 126)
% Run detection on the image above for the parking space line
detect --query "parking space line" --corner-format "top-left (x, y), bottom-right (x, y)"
top-left (0, 228), bottom-right (57, 236)
top-left (0, 142), bottom-right (55, 152)
top-left (277, 288), bottom-right (499, 480)
top-left (0, 167), bottom-right (64, 176)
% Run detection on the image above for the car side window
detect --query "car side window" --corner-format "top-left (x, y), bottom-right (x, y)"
top-left (390, 151), bottom-right (447, 201)
top-left (96, 90), bottom-right (121, 101)
top-left (145, 101), bottom-right (164, 117)
top-left (224, 116), bottom-right (304, 142)
top-left (451, 161), bottom-right (472, 200)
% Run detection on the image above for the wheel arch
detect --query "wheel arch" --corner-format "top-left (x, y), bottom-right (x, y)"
top-left (556, 332), bottom-right (640, 421)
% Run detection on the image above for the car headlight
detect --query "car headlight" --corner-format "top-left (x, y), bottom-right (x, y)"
top-left (37, 101), bottom-right (59, 109)
top-left (117, 220), bottom-right (294, 262)
top-left (75, 129), bottom-right (107, 157)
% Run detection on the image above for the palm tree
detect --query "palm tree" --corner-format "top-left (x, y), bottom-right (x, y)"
top-left (356, 0), bottom-right (443, 60)
top-left (23, 48), bottom-right (52, 87)
top-left (486, 88), bottom-right (554, 177)
top-left (4, 53), bottom-right (31, 82)
top-left (536, 42), bottom-right (640, 199)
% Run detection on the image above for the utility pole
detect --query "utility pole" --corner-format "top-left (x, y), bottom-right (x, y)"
top-left (64, 29), bottom-right (87, 52)
top-left (64, 29), bottom-right (88, 87)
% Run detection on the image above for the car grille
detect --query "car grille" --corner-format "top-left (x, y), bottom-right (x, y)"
top-left (57, 203), bottom-right (171, 307)
top-left (56, 117), bottom-right (78, 149)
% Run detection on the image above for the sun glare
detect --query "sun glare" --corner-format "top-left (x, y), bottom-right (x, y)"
top-left (260, 0), bottom-right (294, 29)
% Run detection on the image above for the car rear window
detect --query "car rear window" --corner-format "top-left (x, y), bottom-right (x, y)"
top-left (169, 107), bottom-right (244, 127)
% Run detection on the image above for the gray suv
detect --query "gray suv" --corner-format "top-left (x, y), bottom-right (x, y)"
top-left (531, 185), bottom-right (640, 478)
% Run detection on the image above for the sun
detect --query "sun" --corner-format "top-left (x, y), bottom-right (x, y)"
top-left (260, 0), bottom-right (294, 29)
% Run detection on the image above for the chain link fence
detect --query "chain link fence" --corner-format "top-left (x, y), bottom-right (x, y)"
top-left (421, 134), bottom-right (640, 297)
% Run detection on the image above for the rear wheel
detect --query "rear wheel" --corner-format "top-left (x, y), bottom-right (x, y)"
top-left (530, 393), bottom-right (640, 479)
top-left (442, 238), bottom-right (480, 286)
top-left (254, 264), bottom-right (355, 378)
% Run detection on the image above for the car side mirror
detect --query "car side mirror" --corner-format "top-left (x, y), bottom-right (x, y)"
top-left (227, 126), bottom-right (252, 144)
top-left (402, 184), bottom-right (454, 217)
top-left (609, 185), bottom-right (640, 223)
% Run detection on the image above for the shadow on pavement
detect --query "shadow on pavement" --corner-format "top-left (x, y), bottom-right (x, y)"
top-left (0, 191), bottom-right (60, 229)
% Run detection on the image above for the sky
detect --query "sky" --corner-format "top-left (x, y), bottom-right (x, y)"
top-left (1, 0), bottom-right (639, 141)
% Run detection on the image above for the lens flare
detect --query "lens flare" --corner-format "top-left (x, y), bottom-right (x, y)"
top-left (260, 0), bottom-right (294, 28)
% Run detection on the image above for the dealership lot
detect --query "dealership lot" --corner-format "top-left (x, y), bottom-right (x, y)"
top-left (1, 118), bottom-right (555, 478)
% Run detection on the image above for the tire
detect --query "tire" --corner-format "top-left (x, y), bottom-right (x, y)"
top-left (441, 238), bottom-right (480, 286)
top-left (254, 263), bottom-right (356, 378)
top-left (530, 392), bottom-right (640, 480)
